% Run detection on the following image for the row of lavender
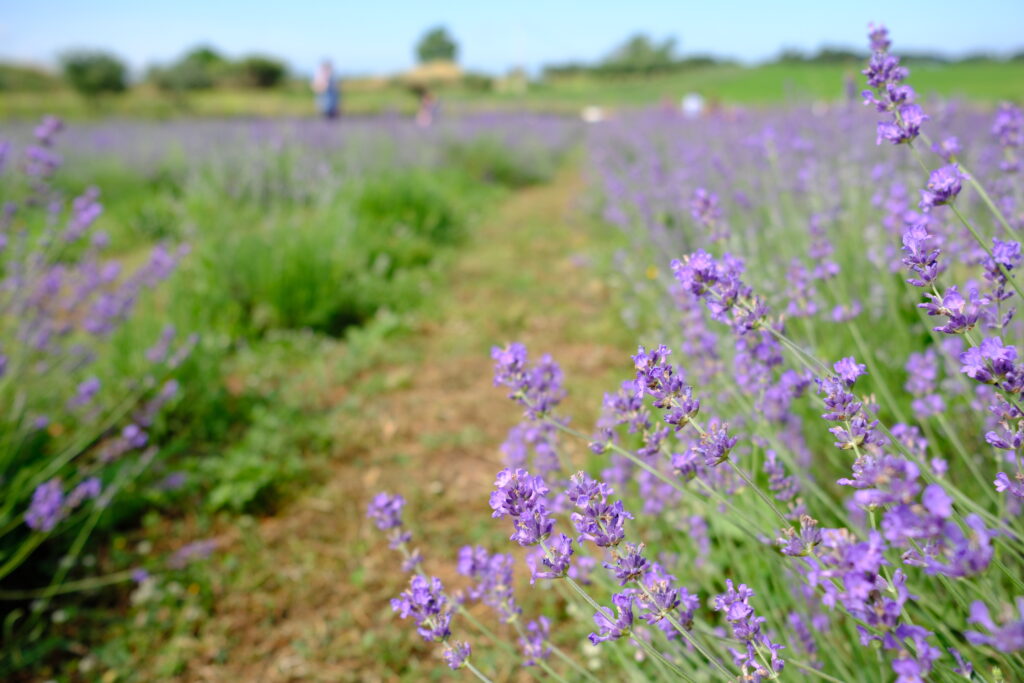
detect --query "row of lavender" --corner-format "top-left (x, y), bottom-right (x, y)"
top-left (372, 26), bottom-right (1024, 681)
top-left (0, 113), bottom-right (577, 672)
top-left (0, 118), bottom-right (193, 641)
top-left (7, 113), bottom-right (579, 207)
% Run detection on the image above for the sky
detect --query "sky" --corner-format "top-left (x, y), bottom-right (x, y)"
top-left (1, 0), bottom-right (1022, 76)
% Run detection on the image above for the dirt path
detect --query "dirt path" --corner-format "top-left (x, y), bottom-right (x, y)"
top-left (180, 164), bottom-right (632, 682)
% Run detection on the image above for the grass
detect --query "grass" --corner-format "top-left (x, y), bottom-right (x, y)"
top-left (3, 61), bottom-right (1022, 122)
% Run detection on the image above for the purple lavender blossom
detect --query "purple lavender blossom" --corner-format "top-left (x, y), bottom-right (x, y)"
top-left (65, 477), bottom-right (102, 509)
top-left (713, 580), bottom-right (785, 679)
top-left (69, 376), bottom-right (101, 409)
top-left (993, 103), bottom-right (1023, 172)
top-left (995, 472), bottom-right (1024, 499)
top-left (442, 641), bottom-right (471, 670)
top-left (535, 533), bottom-right (574, 580)
top-left (567, 474), bottom-right (632, 548)
top-left (931, 136), bottom-right (961, 162)
top-left (630, 344), bottom-right (701, 430)
top-left (490, 468), bottom-right (557, 547)
top-left (519, 616), bottom-right (552, 666)
top-left (34, 115), bottom-right (63, 145)
top-left (367, 492), bottom-right (406, 530)
top-left (868, 24), bottom-right (891, 53)
top-left (456, 545), bottom-right (520, 621)
top-left (566, 471), bottom-right (614, 507)
top-left (572, 499), bottom-right (632, 548)
top-left (491, 344), bottom-right (566, 417)
top-left (589, 592), bottom-right (635, 644)
top-left (959, 337), bottom-right (1017, 384)
top-left (833, 357), bottom-right (867, 386)
top-left (862, 27), bottom-right (925, 147)
top-left (25, 479), bottom-right (65, 531)
top-left (966, 598), bottom-right (1024, 652)
top-left (65, 187), bottom-right (102, 242)
top-left (690, 188), bottom-right (729, 241)
top-left (887, 624), bottom-right (942, 682)
top-left (919, 285), bottom-right (980, 334)
top-left (692, 421), bottom-right (738, 466)
top-left (671, 250), bottom-right (767, 333)
top-left (391, 574), bottom-right (453, 642)
top-left (788, 612), bottom-right (820, 668)
top-left (905, 350), bottom-right (945, 417)
top-left (919, 164), bottom-right (964, 211)
top-left (637, 563), bottom-right (700, 637)
top-left (489, 468), bottom-right (548, 519)
top-left (779, 516), bottom-right (823, 557)
top-left (604, 543), bottom-right (648, 585)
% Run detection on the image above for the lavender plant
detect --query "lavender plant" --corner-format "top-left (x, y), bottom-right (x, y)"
top-left (0, 118), bottom-right (190, 631)
top-left (371, 24), bottom-right (1024, 683)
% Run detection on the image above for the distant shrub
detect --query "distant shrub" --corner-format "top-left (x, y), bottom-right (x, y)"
top-left (354, 172), bottom-right (465, 251)
top-left (461, 72), bottom-right (494, 92)
top-left (175, 171), bottom-right (461, 338)
top-left (60, 50), bottom-right (128, 97)
top-left (232, 55), bottom-right (288, 89)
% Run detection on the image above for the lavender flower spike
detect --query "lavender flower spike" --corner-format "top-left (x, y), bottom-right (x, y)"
top-left (25, 479), bottom-right (65, 532)
top-left (367, 492), bottom-right (411, 549)
top-left (390, 574), bottom-right (453, 642)
top-left (519, 616), bottom-right (552, 666)
top-left (589, 592), bottom-right (635, 644)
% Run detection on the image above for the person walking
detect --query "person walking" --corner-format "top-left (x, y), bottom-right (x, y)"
top-left (312, 60), bottom-right (340, 119)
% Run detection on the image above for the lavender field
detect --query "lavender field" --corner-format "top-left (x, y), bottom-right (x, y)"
top-left (3, 18), bottom-right (1024, 683)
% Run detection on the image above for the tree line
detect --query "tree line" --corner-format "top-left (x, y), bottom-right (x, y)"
top-left (0, 47), bottom-right (289, 97)
top-left (542, 33), bottom-right (1024, 79)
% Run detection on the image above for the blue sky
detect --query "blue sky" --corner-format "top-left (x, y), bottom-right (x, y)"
top-left (1, 0), bottom-right (1022, 76)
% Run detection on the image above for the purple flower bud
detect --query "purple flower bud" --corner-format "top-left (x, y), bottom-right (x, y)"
top-left (390, 575), bottom-right (453, 642)
top-left (919, 164), bottom-right (964, 211)
top-left (995, 472), bottom-right (1024, 498)
top-left (519, 616), bottom-right (552, 666)
top-left (604, 543), bottom-right (648, 585)
top-left (589, 592), bottom-right (634, 644)
top-left (965, 598), bottom-right (1024, 652)
top-left (489, 468), bottom-right (549, 519)
top-left (566, 471), bottom-right (613, 507)
top-left (868, 23), bottom-right (891, 53)
top-left (66, 477), bottom-right (102, 509)
top-left (572, 499), bottom-right (632, 548)
top-left (367, 492), bottom-right (406, 530)
top-left (833, 357), bottom-right (867, 387)
top-left (443, 641), bottom-right (471, 670)
top-left (25, 479), bottom-right (65, 531)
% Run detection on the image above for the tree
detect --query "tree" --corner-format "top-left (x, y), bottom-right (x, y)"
top-left (416, 27), bottom-right (458, 63)
top-left (600, 34), bottom-right (678, 75)
top-left (60, 50), bottom-right (127, 97)
top-left (149, 45), bottom-right (228, 92)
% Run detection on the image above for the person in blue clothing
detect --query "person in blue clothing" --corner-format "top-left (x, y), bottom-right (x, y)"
top-left (312, 60), bottom-right (340, 119)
